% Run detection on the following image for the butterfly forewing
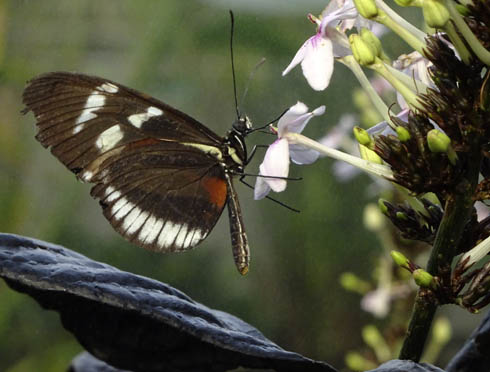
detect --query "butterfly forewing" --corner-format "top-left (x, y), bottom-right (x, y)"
top-left (23, 72), bottom-right (230, 253)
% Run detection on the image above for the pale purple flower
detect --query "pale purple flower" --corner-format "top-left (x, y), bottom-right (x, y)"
top-left (282, 1), bottom-right (358, 91)
top-left (254, 102), bottom-right (325, 200)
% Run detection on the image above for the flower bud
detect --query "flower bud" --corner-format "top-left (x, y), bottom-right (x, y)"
top-left (359, 144), bottom-right (383, 164)
top-left (340, 272), bottom-right (371, 294)
top-left (353, 126), bottom-right (372, 147)
top-left (390, 250), bottom-right (410, 270)
top-left (396, 211), bottom-right (408, 221)
top-left (350, 34), bottom-right (377, 66)
top-left (378, 198), bottom-right (389, 215)
top-left (423, 0), bottom-right (450, 28)
top-left (427, 129), bottom-right (450, 153)
top-left (360, 28), bottom-right (382, 58)
top-left (427, 129), bottom-right (459, 164)
top-left (353, 0), bottom-right (379, 19)
top-left (413, 268), bottom-right (436, 288)
top-left (396, 126), bottom-right (411, 142)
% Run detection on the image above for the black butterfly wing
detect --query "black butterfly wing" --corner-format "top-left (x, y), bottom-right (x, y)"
top-left (23, 72), bottom-right (229, 252)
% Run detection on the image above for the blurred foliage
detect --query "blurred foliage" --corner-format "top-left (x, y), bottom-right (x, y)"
top-left (0, 1), bottom-right (484, 371)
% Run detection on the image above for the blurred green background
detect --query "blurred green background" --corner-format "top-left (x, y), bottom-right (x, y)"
top-left (0, 1), bottom-right (484, 371)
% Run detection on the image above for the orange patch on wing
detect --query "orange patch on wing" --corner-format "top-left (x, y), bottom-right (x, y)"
top-left (202, 176), bottom-right (227, 208)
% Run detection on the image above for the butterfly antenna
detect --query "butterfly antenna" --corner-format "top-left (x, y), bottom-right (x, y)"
top-left (248, 108), bottom-right (288, 134)
top-left (229, 10), bottom-right (241, 119)
top-left (239, 57), bottom-right (266, 112)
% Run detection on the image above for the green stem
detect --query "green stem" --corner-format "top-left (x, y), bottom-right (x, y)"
top-left (373, 8), bottom-right (427, 55)
top-left (339, 55), bottom-right (394, 128)
top-left (369, 58), bottom-right (423, 111)
top-left (445, 0), bottom-right (490, 65)
top-left (399, 146), bottom-right (482, 361)
top-left (375, 0), bottom-right (428, 46)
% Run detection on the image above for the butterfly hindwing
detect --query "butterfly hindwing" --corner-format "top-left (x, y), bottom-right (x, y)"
top-left (22, 72), bottom-right (230, 252)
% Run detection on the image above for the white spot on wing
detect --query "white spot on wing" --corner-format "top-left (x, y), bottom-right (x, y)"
top-left (127, 106), bottom-right (163, 128)
top-left (96, 125), bottom-right (124, 152)
top-left (157, 221), bottom-right (180, 249)
top-left (190, 228), bottom-right (204, 247)
top-left (74, 91), bottom-right (106, 133)
top-left (155, 222), bottom-right (205, 251)
top-left (174, 224), bottom-right (189, 249)
top-left (139, 215), bottom-right (164, 244)
top-left (112, 198), bottom-right (133, 220)
top-left (148, 106), bottom-right (163, 116)
top-left (81, 170), bottom-right (93, 181)
top-left (123, 208), bottom-right (148, 234)
top-left (105, 187), bottom-right (121, 203)
top-left (146, 218), bottom-right (164, 244)
top-left (98, 82), bottom-right (119, 93)
top-left (183, 226), bottom-right (195, 249)
top-left (105, 186), bottom-right (115, 195)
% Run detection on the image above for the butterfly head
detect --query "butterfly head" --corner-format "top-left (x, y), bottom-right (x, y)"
top-left (232, 115), bottom-right (252, 136)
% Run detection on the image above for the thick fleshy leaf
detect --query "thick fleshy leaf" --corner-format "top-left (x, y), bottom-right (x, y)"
top-left (70, 352), bottom-right (130, 372)
top-left (446, 308), bottom-right (490, 372)
top-left (0, 233), bottom-right (337, 372)
top-left (367, 360), bottom-right (445, 372)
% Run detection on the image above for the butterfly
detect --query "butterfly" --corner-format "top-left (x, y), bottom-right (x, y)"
top-left (22, 72), bottom-right (252, 275)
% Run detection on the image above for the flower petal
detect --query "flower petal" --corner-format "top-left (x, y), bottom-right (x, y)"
top-left (282, 36), bottom-right (312, 76)
top-left (254, 174), bottom-right (271, 200)
top-left (289, 144), bottom-right (320, 165)
top-left (301, 36), bottom-right (334, 91)
top-left (278, 102), bottom-right (325, 136)
top-left (260, 138), bottom-right (290, 192)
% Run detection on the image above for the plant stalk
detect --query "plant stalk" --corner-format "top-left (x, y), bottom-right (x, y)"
top-left (399, 147), bottom-right (482, 361)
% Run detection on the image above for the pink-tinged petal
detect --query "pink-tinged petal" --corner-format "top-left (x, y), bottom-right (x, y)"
top-left (254, 174), bottom-right (271, 200)
top-left (282, 36), bottom-right (313, 76)
top-left (278, 102), bottom-right (325, 136)
top-left (260, 138), bottom-right (290, 192)
top-left (301, 36), bottom-right (334, 91)
top-left (289, 144), bottom-right (320, 165)
top-left (321, 0), bottom-right (357, 30)
top-left (277, 101), bottom-right (308, 136)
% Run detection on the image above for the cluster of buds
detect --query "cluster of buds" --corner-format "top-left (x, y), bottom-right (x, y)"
top-left (378, 198), bottom-right (443, 244)
top-left (252, 0), bottom-right (490, 322)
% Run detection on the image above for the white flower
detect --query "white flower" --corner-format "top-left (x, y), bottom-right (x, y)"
top-left (254, 102), bottom-right (325, 200)
top-left (361, 288), bottom-right (391, 318)
top-left (282, 1), bottom-right (358, 91)
top-left (392, 52), bottom-right (434, 110)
